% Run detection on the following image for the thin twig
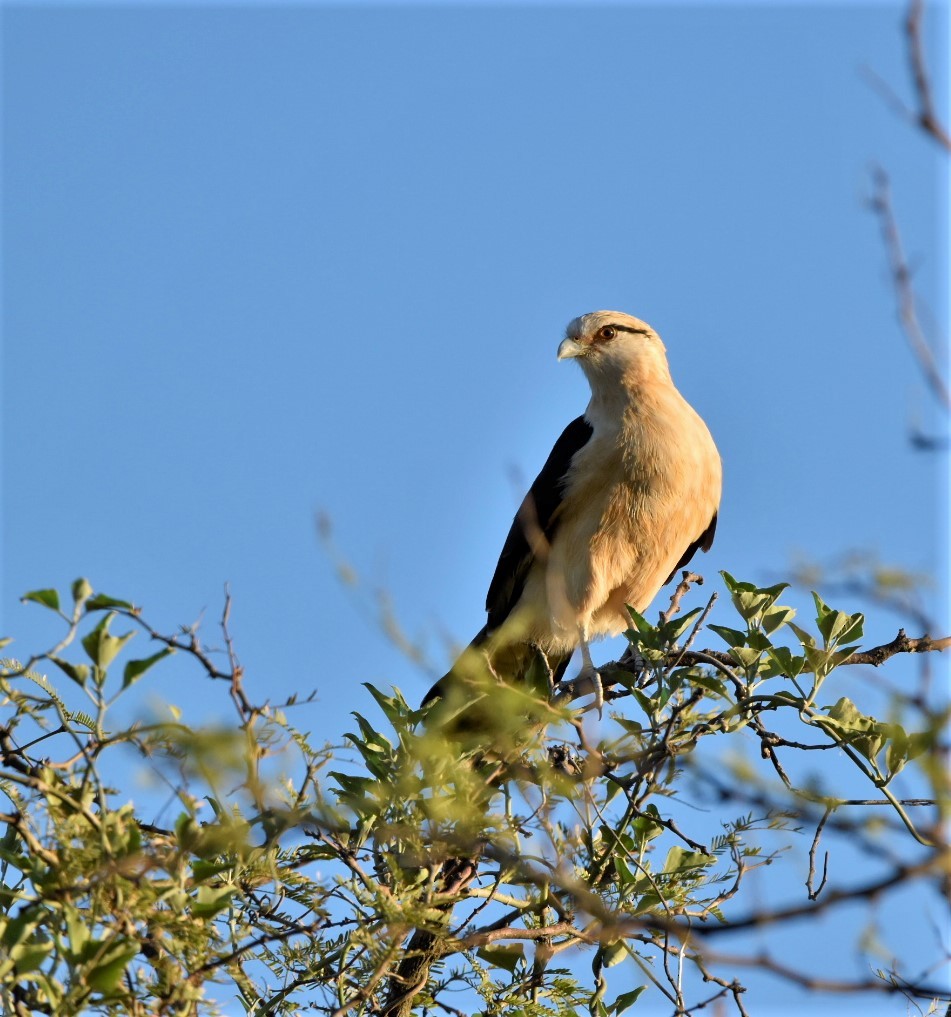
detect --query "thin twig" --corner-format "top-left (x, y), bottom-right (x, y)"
top-left (806, 807), bottom-right (832, 900)
top-left (905, 0), bottom-right (951, 150)
top-left (868, 166), bottom-right (950, 413)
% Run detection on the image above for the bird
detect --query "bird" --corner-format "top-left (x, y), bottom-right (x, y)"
top-left (423, 310), bottom-right (721, 724)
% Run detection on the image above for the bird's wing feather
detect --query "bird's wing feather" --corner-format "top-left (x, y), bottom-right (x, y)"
top-left (485, 415), bottom-right (594, 630)
top-left (663, 511), bottom-right (718, 585)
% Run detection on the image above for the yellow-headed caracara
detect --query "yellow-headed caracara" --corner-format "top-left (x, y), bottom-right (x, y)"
top-left (424, 310), bottom-right (721, 716)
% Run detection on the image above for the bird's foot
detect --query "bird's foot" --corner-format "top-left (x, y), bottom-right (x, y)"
top-left (581, 663), bottom-right (604, 717)
top-left (570, 637), bottom-right (603, 716)
top-left (619, 646), bottom-right (652, 687)
top-left (556, 663), bottom-right (603, 717)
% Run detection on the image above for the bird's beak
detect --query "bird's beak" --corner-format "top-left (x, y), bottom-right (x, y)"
top-left (557, 337), bottom-right (586, 360)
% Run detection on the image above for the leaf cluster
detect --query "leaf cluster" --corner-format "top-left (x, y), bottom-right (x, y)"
top-left (0, 574), bottom-right (947, 1016)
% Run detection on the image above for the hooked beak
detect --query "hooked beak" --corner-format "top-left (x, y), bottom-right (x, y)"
top-left (557, 337), bottom-right (586, 360)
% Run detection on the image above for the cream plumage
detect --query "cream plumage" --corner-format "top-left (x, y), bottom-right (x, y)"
top-left (424, 311), bottom-right (721, 711)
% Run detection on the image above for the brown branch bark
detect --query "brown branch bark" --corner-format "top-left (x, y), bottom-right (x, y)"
top-left (665, 856), bottom-right (938, 937)
top-left (379, 856), bottom-right (478, 1017)
top-left (691, 945), bottom-right (949, 1000)
top-left (905, 0), bottom-right (951, 151)
top-left (862, 0), bottom-right (951, 153)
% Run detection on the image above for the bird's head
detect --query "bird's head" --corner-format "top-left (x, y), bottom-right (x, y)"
top-left (557, 311), bottom-right (670, 388)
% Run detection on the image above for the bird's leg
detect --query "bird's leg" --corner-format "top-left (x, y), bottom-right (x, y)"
top-left (530, 644), bottom-right (557, 694)
top-left (539, 647), bottom-right (557, 694)
top-left (576, 632), bottom-right (604, 717)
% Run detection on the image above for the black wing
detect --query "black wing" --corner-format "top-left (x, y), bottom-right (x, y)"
top-left (484, 415), bottom-right (593, 631)
top-left (663, 511), bottom-right (718, 586)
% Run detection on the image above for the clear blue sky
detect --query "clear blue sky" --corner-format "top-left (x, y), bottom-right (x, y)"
top-left (2, 2), bottom-right (948, 1014)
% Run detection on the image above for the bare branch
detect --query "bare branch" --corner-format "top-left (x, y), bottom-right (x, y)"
top-left (659, 571), bottom-right (703, 626)
top-left (673, 857), bottom-right (938, 937)
top-left (862, 0), bottom-right (950, 152)
top-left (806, 808), bottom-right (832, 900)
top-left (868, 166), bottom-right (950, 414)
top-left (905, 0), bottom-right (951, 151)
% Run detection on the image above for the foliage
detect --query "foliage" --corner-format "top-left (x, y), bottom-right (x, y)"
top-left (0, 574), bottom-right (948, 1016)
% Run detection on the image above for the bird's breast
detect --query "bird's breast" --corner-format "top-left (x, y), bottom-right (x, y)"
top-left (546, 390), bottom-right (721, 637)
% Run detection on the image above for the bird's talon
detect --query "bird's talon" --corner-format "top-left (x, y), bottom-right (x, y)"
top-left (572, 664), bottom-right (603, 716)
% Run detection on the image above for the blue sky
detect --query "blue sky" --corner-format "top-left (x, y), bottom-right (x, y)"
top-left (2, 2), bottom-right (948, 1013)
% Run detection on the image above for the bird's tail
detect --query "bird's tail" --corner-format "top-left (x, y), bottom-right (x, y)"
top-left (421, 628), bottom-right (572, 736)
top-left (421, 625), bottom-right (491, 707)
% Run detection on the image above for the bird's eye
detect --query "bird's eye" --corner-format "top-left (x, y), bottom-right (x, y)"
top-left (597, 325), bottom-right (617, 342)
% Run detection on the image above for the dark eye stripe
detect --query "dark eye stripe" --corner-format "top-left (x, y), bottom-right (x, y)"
top-left (592, 323), bottom-right (649, 343)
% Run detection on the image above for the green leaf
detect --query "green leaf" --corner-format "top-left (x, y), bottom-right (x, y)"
top-left (81, 613), bottom-right (135, 670)
top-left (612, 987), bottom-right (647, 1014)
top-left (603, 777), bottom-right (624, 804)
top-left (349, 711), bottom-right (394, 755)
top-left (689, 671), bottom-right (728, 698)
top-left (86, 939), bottom-right (140, 992)
top-left (477, 943), bottom-right (523, 972)
top-left (762, 604), bottom-right (796, 634)
top-left (763, 646), bottom-right (805, 679)
top-left (65, 907), bottom-right (90, 957)
top-left (601, 940), bottom-right (627, 968)
top-left (70, 710), bottom-right (97, 731)
top-left (49, 655), bottom-right (91, 688)
top-left (709, 624), bottom-right (746, 648)
top-left (9, 937), bottom-right (53, 974)
top-left (631, 891), bottom-right (663, 915)
top-left (824, 696), bottom-right (867, 729)
top-left (906, 730), bottom-right (934, 761)
top-left (722, 575), bottom-right (790, 625)
top-left (885, 725), bottom-right (909, 776)
top-left (625, 607), bottom-right (654, 634)
top-left (720, 571), bottom-right (744, 594)
top-left (71, 578), bottom-right (93, 608)
top-left (767, 690), bottom-right (806, 708)
top-left (664, 845), bottom-right (715, 875)
top-left (191, 884), bottom-right (236, 919)
top-left (746, 630), bottom-right (773, 652)
top-left (86, 593), bottom-right (135, 612)
top-left (728, 646), bottom-right (762, 671)
top-left (802, 645), bottom-right (835, 678)
top-left (630, 804), bottom-right (664, 847)
top-left (21, 588), bottom-right (60, 612)
top-left (191, 859), bottom-right (237, 882)
top-left (812, 594), bottom-right (863, 647)
top-left (629, 688), bottom-right (655, 718)
top-left (122, 647), bottom-right (174, 689)
top-left (613, 855), bottom-right (638, 887)
top-left (362, 682), bottom-right (410, 729)
top-left (815, 697), bottom-right (884, 758)
top-left (2, 908), bottom-right (42, 950)
top-left (660, 606), bottom-right (703, 642)
top-left (788, 621), bottom-right (817, 649)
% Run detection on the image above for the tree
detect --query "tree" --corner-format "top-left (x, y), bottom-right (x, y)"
top-left (1, 570), bottom-right (948, 1016)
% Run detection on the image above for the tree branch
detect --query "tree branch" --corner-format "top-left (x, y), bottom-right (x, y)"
top-left (868, 167), bottom-right (950, 415)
